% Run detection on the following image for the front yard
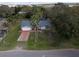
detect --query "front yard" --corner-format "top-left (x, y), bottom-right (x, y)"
top-left (0, 23), bottom-right (20, 51)
top-left (26, 31), bottom-right (53, 50)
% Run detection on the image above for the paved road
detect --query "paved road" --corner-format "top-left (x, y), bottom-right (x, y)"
top-left (0, 49), bottom-right (79, 57)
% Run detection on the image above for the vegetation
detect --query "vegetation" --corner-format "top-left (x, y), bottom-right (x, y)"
top-left (0, 22), bottom-right (20, 50)
top-left (27, 31), bottom-right (52, 50)
top-left (0, 5), bottom-right (33, 50)
top-left (27, 3), bottom-right (79, 49)
top-left (1, 3), bottom-right (79, 50)
top-left (45, 3), bottom-right (79, 48)
top-left (31, 6), bottom-right (44, 28)
top-left (31, 6), bottom-right (44, 47)
top-left (0, 5), bottom-right (15, 18)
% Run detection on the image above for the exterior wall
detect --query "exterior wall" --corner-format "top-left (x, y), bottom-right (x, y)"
top-left (38, 26), bottom-right (46, 30)
top-left (40, 27), bottom-right (46, 30)
top-left (21, 27), bottom-right (32, 31)
top-left (18, 12), bottom-right (26, 14)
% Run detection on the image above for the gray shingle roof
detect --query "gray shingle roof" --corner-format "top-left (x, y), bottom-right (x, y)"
top-left (21, 20), bottom-right (31, 28)
top-left (21, 19), bottom-right (51, 28)
top-left (38, 20), bottom-right (51, 27)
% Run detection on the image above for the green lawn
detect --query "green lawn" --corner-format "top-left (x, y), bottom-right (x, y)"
top-left (26, 30), bottom-right (79, 50)
top-left (26, 31), bottom-right (53, 50)
top-left (0, 23), bottom-right (20, 51)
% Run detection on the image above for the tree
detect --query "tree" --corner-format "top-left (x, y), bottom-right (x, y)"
top-left (45, 3), bottom-right (79, 46)
top-left (15, 5), bottom-right (22, 14)
top-left (0, 5), bottom-right (15, 18)
top-left (31, 5), bottom-right (44, 47)
top-left (31, 6), bottom-right (43, 30)
top-left (45, 3), bottom-right (74, 46)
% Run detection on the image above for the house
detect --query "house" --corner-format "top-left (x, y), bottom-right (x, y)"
top-left (18, 11), bottom-right (32, 14)
top-left (18, 20), bottom-right (31, 41)
top-left (18, 19), bottom-right (51, 41)
top-left (21, 18), bottom-right (51, 31)
top-left (18, 11), bottom-right (27, 14)
top-left (0, 18), bottom-right (8, 41)
top-left (21, 20), bottom-right (32, 31)
top-left (38, 19), bottom-right (51, 30)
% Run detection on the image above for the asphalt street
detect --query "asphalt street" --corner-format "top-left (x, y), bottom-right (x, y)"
top-left (0, 49), bottom-right (79, 57)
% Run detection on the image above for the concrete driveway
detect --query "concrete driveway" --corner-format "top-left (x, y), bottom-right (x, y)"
top-left (0, 49), bottom-right (79, 57)
top-left (18, 31), bottom-right (30, 41)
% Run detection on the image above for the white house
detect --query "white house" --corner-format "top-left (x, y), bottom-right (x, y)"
top-left (38, 19), bottom-right (51, 30)
top-left (21, 20), bottom-right (32, 31)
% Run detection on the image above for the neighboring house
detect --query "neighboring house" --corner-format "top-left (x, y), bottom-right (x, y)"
top-left (0, 19), bottom-right (8, 30)
top-left (21, 20), bottom-right (32, 31)
top-left (0, 18), bottom-right (8, 41)
top-left (38, 19), bottom-right (51, 30)
top-left (21, 18), bottom-right (51, 31)
top-left (18, 11), bottom-right (27, 14)
top-left (18, 11), bottom-right (32, 14)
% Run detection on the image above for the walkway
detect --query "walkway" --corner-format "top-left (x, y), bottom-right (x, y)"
top-left (18, 31), bottom-right (30, 41)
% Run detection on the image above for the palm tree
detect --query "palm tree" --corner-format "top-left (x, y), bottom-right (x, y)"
top-left (31, 6), bottom-right (43, 47)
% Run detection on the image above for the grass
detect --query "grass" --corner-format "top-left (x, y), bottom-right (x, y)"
top-left (58, 37), bottom-right (79, 49)
top-left (0, 23), bottom-right (20, 51)
top-left (26, 31), bottom-right (53, 50)
top-left (26, 30), bottom-right (79, 50)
